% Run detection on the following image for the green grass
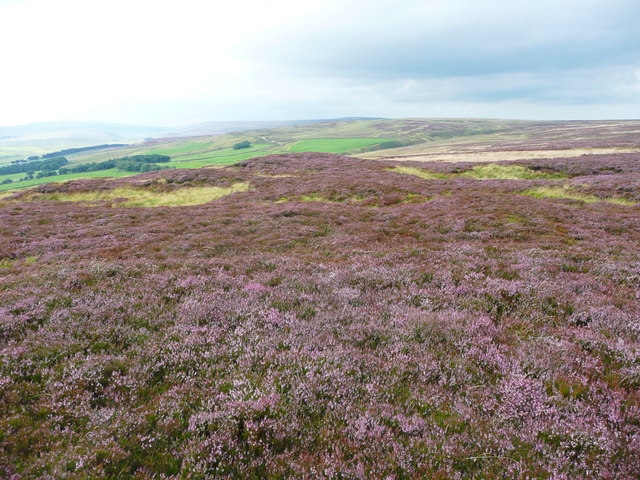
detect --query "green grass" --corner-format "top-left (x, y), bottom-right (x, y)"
top-left (387, 166), bottom-right (453, 180)
top-left (0, 169), bottom-right (136, 192)
top-left (164, 160), bottom-right (229, 169)
top-left (143, 141), bottom-right (210, 156)
top-left (520, 186), bottom-right (636, 206)
top-left (0, 118), bottom-right (589, 192)
top-left (21, 183), bottom-right (251, 207)
top-left (0, 258), bottom-right (13, 268)
top-left (276, 192), bottom-right (431, 205)
top-left (0, 172), bottom-right (26, 182)
top-left (168, 144), bottom-right (273, 167)
top-left (299, 193), bottom-right (366, 203)
top-left (0, 137), bottom-right (395, 192)
top-left (0, 144), bottom-right (273, 192)
top-left (255, 173), bottom-right (297, 178)
top-left (286, 138), bottom-right (395, 154)
top-left (459, 164), bottom-right (567, 180)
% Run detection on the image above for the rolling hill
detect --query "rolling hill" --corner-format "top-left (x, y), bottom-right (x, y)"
top-left (0, 121), bottom-right (171, 162)
top-left (2, 118), bottom-right (640, 192)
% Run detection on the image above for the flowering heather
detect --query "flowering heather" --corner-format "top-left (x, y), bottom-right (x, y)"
top-left (1, 152), bottom-right (639, 478)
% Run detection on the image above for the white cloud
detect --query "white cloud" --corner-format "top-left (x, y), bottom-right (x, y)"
top-left (0, 0), bottom-right (638, 126)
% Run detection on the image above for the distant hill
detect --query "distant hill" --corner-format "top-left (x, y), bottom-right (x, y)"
top-left (2, 117), bottom-right (640, 192)
top-left (0, 121), bottom-right (171, 162)
top-left (0, 118), bottom-right (385, 162)
top-left (161, 118), bottom-right (385, 137)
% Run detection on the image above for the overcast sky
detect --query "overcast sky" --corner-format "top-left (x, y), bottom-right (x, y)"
top-left (1, 0), bottom-right (639, 126)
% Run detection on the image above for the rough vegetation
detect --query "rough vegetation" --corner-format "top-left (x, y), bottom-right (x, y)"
top-left (388, 164), bottom-right (568, 181)
top-left (3, 118), bottom-right (640, 193)
top-left (1, 152), bottom-right (639, 478)
top-left (16, 183), bottom-right (251, 208)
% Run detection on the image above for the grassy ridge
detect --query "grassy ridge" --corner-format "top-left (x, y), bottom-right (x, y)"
top-left (286, 138), bottom-right (394, 154)
top-left (170, 144), bottom-right (273, 164)
top-left (22, 183), bottom-right (251, 207)
top-left (0, 135), bottom-right (400, 191)
top-left (0, 169), bottom-right (136, 192)
top-left (3, 118), bottom-right (640, 192)
top-left (143, 141), bottom-right (212, 156)
top-left (521, 186), bottom-right (636, 205)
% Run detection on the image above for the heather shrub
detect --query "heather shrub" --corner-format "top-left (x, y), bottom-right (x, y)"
top-left (1, 153), bottom-right (639, 478)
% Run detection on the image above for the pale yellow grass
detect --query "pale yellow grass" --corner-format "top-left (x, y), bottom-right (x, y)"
top-left (276, 194), bottom-right (365, 203)
top-left (389, 164), bottom-right (566, 180)
top-left (276, 192), bottom-right (430, 205)
top-left (255, 173), bottom-right (297, 178)
top-left (387, 166), bottom-right (452, 180)
top-left (459, 164), bottom-right (566, 180)
top-left (25, 183), bottom-right (250, 207)
top-left (521, 186), bottom-right (635, 206)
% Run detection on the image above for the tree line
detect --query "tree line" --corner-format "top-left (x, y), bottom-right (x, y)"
top-left (40, 144), bottom-right (127, 158)
top-left (0, 156), bottom-right (69, 176)
top-left (59, 154), bottom-right (171, 174)
top-left (1, 154), bottom-right (172, 184)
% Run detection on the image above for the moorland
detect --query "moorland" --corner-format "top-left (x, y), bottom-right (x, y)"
top-left (3, 118), bottom-right (640, 192)
top-left (1, 119), bottom-right (639, 478)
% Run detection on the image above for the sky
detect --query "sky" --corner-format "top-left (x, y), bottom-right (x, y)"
top-left (0, 0), bottom-right (639, 126)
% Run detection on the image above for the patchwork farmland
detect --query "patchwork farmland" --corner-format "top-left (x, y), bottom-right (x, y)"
top-left (3, 118), bottom-right (640, 193)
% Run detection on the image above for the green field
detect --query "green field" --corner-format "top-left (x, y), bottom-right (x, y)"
top-left (0, 132), bottom-right (416, 192)
top-left (286, 138), bottom-right (395, 154)
top-left (0, 172), bottom-right (26, 183)
top-left (169, 144), bottom-right (272, 165)
top-left (0, 169), bottom-right (136, 192)
top-left (143, 140), bottom-right (212, 157)
top-left (5, 117), bottom-right (596, 192)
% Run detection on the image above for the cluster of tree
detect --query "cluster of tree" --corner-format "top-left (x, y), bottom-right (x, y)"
top-left (57, 154), bottom-right (171, 175)
top-left (42, 144), bottom-right (127, 158)
top-left (10, 156), bottom-right (41, 165)
top-left (35, 170), bottom-right (59, 178)
top-left (113, 161), bottom-right (169, 172)
top-left (1, 168), bottom-right (60, 184)
top-left (0, 156), bottom-right (68, 176)
top-left (113, 154), bottom-right (170, 164)
top-left (59, 160), bottom-right (117, 174)
top-left (233, 140), bottom-right (252, 150)
top-left (1, 154), bottom-right (172, 184)
top-left (109, 155), bottom-right (171, 172)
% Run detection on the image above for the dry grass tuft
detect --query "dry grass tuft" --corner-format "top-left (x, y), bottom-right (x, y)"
top-left (276, 194), bottom-right (365, 203)
top-left (459, 164), bottom-right (566, 180)
top-left (23, 183), bottom-right (251, 207)
top-left (389, 164), bottom-right (566, 181)
top-left (255, 173), bottom-right (297, 178)
top-left (520, 186), bottom-right (635, 206)
top-left (387, 166), bottom-right (452, 180)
